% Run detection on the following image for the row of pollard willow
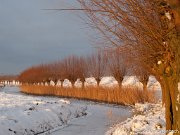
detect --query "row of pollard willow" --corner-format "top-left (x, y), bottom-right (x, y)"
top-left (0, 80), bottom-right (21, 86)
top-left (22, 76), bottom-right (152, 91)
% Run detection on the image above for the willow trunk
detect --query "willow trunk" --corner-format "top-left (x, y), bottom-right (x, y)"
top-left (161, 76), bottom-right (180, 134)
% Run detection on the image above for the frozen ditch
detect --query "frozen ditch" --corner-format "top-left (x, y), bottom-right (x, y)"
top-left (0, 87), bottom-right (132, 135)
top-left (50, 101), bottom-right (131, 135)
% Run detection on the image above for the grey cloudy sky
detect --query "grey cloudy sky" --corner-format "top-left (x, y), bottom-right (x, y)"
top-left (0, 0), bottom-right (94, 74)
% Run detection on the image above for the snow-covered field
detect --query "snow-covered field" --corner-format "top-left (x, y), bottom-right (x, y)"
top-left (0, 87), bottom-right (87, 135)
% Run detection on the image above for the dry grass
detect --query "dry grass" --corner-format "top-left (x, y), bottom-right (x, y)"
top-left (20, 85), bottom-right (157, 105)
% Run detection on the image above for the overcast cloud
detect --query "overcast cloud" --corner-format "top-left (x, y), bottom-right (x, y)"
top-left (0, 0), bottom-right (94, 74)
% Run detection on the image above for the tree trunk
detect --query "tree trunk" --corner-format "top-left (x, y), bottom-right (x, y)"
top-left (96, 78), bottom-right (101, 87)
top-left (161, 76), bottom-right (180, 134)
top-left (82, 81), bottom-right (85, 89)
top-left (160, 82), bottom-right (166, 107)
top-left (71, 81), bottom-right (75, 88)
top-left (118, 82), bottom-right (122, 89)
top-left (61, 81), bottom-right (63, 88)
top-left (142, 82), bottom-right (147, 91)
top-left (60, 79), bottom-right (64, 88)
top-left (80, 78), bottom-right (85, 89)
top-left (117, 80), bottom-right (122, 90)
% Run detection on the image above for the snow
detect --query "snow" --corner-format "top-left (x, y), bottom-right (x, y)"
top-left (56, 80), bottom-right (62, 87)
top-left (147, 76), bottom-right (161, 91)
top-left (157, 61), bottom-right (162, 65)
top-left (45, 82), bottom-right (49, 86)
top-left (106, 102), bottom-right (166, 135)
top-left (74, 79), bottom-right (82, 88)
top-left (85, 77), bottom-right (97, 87)
top-left (32, 75), bottom-right (160, 90)
top-left (165, 12), bottom-right (171, 20)
top-left (122, 76), bottom-right (161, 91)
top-left (0, 87), bottom-right (87, 135)
top-left (50, 80), bottom-right (55, 86)
top-left (176, 105), bottom-right (178, 111)
top-left (177, 94), bottom-right (180, 103)
top-left (62, 79), bottom-right (72, 88)
top-left (122, 76), bottom-right (142, 88)
top-left (134, 103), bottom-right (151, 112)
top-left (99, 77), bottom-right (118, 87)
top-left (57, 76), bottom-right (161, 90)
top-left (83, 76), bottom-right (143, 88)
top-left (1, 80), bottom-right (20, 86)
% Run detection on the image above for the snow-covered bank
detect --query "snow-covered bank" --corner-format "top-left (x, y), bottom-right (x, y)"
top-left (106, 102), bottom-right (166, 135)
top-left (0, 87), bottom-right (87, 135)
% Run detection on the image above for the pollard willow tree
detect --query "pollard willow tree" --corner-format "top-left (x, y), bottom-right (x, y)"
top-left (87, 51), bottom-right (108, 86)
top-left (77, 56), bottom-right (88, 89)
top-left (61, 56), bottom-right (80, 88)
top-left (133, 66), bottom-right (150, 91)
top-left (77, 0), bottom-right (180, 133)
top-left (107, 49), bottom-right (128, 89)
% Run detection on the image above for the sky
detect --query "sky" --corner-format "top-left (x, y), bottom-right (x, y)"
top-left (0, 0), bottom-right (95, 75)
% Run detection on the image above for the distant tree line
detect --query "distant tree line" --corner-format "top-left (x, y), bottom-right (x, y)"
top-left (0, 75), bottom-right (17, 82)
top-left (18, 50), bottom-right (150, 90)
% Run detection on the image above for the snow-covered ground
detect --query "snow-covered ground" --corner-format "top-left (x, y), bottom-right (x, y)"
top-left (0, 87), bottom-right (132, 135)
top-left (0, 87), bottom-right (87, 135)
top-left (106, 102), bottom-right (166, 135)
